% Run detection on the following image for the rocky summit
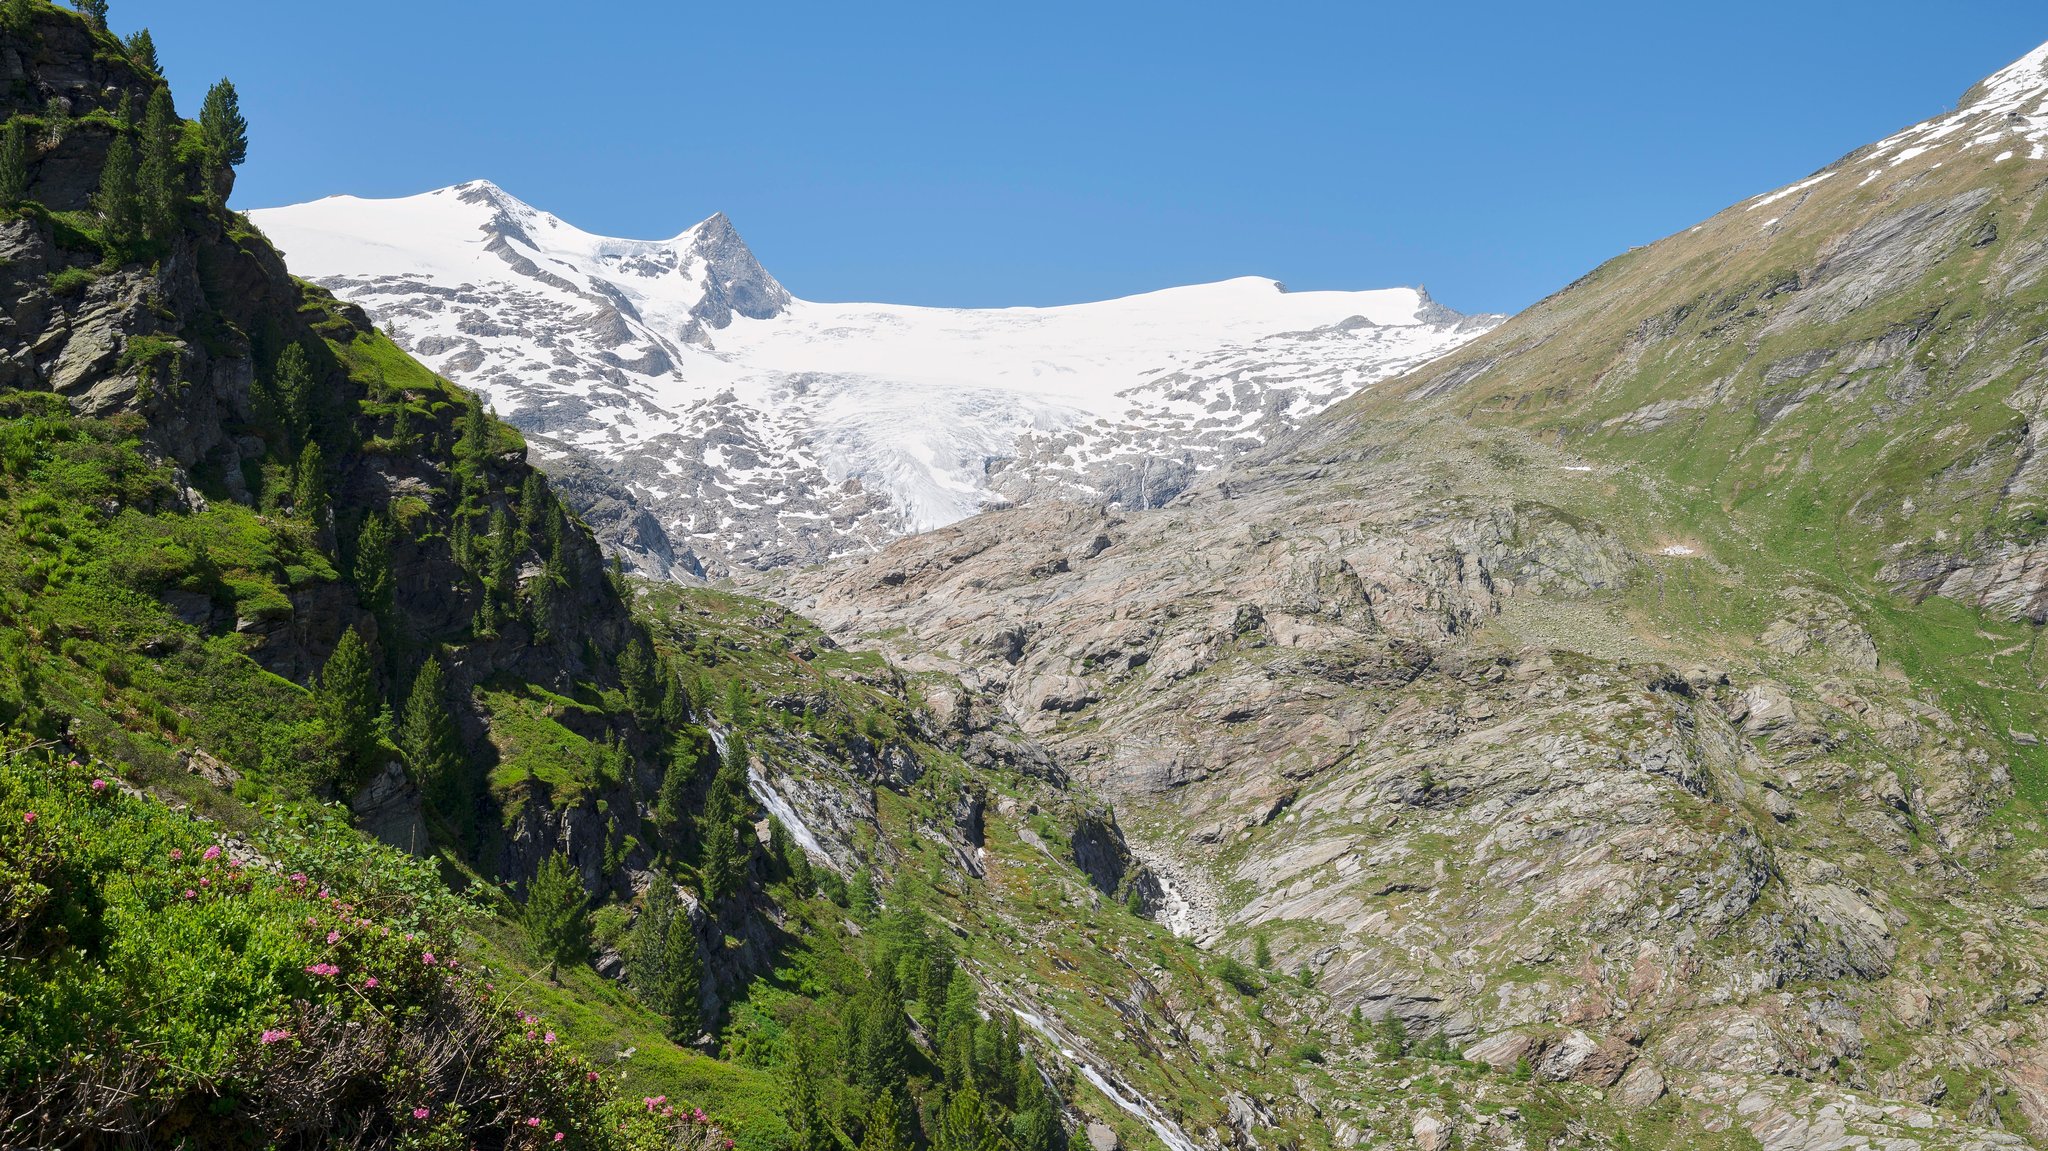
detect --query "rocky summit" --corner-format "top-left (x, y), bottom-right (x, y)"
top-left (249, 185), bottom-right (1500, 578)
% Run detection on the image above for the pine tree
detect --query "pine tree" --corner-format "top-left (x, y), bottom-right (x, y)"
top-left (137, 87), bottom-right (176, 239)
top-left (786, 1043), bottom-right (836, 1151)
top-left (72, 0), bottom-right (105, 31)
top-left (1253, 934), bottom-right (1272, 970)
top-left (1009, 1060), bottom-right (1060, 1151)
top-left (698, 732), bottom-right (751, 907)
top-left (0, 118), bottom-right (29, 206)
top-left (197, 78), bottom-right (245, 203)
top-left (400, 654), bottom-right (467, 829)
top-left (294, 442), bottom-right (327, 523)
top-left (656, 893), bottom-right (702, 1037)
top-left (93, 108), bottom-right (140, 245)
top-left (629, 872), bottom-right (703, 1037)
top-left (1374, 1013), bottom-right (1409, 1060)
top-left (389, 399), bottom-right (413, 451)
top-left (352, 511), bottom-right (395, 617)
top-left (123, 28), bottom-right (157, 73)
top-left (851, 965), bottom-right (910, 1095)
top-left (934, 1088), bottom-right (1000, 1151)
top-left (523, 852), bottom-right (589, 982)
top-left (724, 676), bottom-right (752, 728)
top-left (859, 1088), bottom-right (911, 1151)
top-left (316, 626), bottom-right (377, 789)
top-left (269, 343), bottom-right (314, 447)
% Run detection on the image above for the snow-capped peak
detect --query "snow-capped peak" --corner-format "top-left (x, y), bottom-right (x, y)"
top-left (1844, 38), bottom-right (2048, 182)
top-left (249, 186), bottom-right (1499, 576)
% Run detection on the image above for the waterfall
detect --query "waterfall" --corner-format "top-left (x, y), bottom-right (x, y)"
top-left (709, 727), bottom-right (835, 870)
top-left (1010, 1006), bottom-right (1207, 1151)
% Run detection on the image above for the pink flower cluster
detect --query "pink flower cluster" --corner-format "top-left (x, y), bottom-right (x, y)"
top-left (303, 962), bottom-right (340, 978)
top-left (260, 1029), bottom-right (291, 1045)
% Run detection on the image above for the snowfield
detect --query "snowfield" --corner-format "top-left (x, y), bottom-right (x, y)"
top-left (251, 182), bottom-right (1501, 574)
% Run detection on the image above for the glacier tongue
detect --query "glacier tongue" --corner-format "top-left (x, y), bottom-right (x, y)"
top-left (250, 183), bottom-right (1502, 575)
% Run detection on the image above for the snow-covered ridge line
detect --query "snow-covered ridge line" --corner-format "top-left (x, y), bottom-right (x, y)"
top-left (249, 182), bottom-right (1501, 576)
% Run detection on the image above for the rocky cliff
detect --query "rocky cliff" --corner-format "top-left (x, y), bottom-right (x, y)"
top-left (769, 38), bottom-right (2048, 1151)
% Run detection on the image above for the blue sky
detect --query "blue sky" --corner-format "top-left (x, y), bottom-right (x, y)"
top-left (140, 1), bottom-right (2044, 314)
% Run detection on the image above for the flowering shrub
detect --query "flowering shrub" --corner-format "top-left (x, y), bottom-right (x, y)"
top-left (0, 752), bottom-right (733, 1150)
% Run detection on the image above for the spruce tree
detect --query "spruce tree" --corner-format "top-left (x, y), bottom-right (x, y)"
top-left (1009, 1062), bottom-right (1060, 1151)
top-left (197, 78), bottom-right (245, 202)
top-left (0, 118), bottom-right (28, 206)
top-left (859, 1089), bottom-right (910, 1151)
top-left (123, 28), bottom-right (157, 73)
top-left (786, 1043), bottom-right (836, 1151)
top-left (656, 893), bottom-right (702, 1038)
top-left (270, 343), bottom-right (314, 447)
top-left (934, 1088), bottom-right (1000, 1151)
top-left (316, 626), bottom-right (377, 789)
top-left (352, 511), bottom-right (395, 617)
top-left (93, 114), bottom-right (140, 245)
top-left (294, 442), bottom-right (327, 523)
top-left (137, 87), bottom-right (176, 239)
top-left (399, 654), bottom-right (467, 828)
top-left (1374, 1013), bottom-right (1409, 1060)
top-left (851, 966), bottom-right (910, 1095)
top-left (698, 732), bottom-right (751, 907)
top-left (523, 852), bottom-right (589, 982)
top-left (72, 0), bottom-right (105, 31)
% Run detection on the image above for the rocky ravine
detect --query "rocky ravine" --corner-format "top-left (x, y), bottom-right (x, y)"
top-left (768, 37), bottom-right (2048, 1151)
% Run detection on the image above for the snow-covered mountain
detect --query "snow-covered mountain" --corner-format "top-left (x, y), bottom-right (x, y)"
top-left (250, 182), bottom-right (1502, 575)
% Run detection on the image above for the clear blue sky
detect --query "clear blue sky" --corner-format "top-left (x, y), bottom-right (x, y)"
top-left (136, 1), bottom-right (2044, 315)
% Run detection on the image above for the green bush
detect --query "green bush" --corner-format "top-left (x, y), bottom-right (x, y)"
top-left (0, 749), bottom-right (736, 1149)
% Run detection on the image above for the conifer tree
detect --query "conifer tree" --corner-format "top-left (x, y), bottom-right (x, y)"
top-left (389, 398), bottom-right (413, 450)
top-left (1009, 1061), bottom-right (1060, 1151)
top-left (724, 676), bottom-right (752, 728)
top-left (628, 874), bottom-right (701, 1036)
top-left (786, 1043), bottom-right (836, 1151)
top-left (399, 654), bottom-right (467, 827)
top-left (485, 508), bottom-right (516, 598)
top-left (850, 965), bottom-right (910, 1095)
top-left (859, 1088), bottom-right (910, 1151)
top-left (93, 109), bottom-right (140, 245)
top-left (316, 626), bottom-right (377, 789)
top-left (123, 28), bottom-right (157, 73)
top-left (269, 342), bottom-right (313, 447)
top-left (656, 893), bottom-right (702, 1037)
top-left (197, 78), bottom-right (244, 202)
top-left (0, 118), bottom-right (29, 206)
top-left (72, 0), bottom-right (105, 31)
top-left (1375, 1013), bottom-right (1409, 1060)
top-left (698, 733), bottom-right (751, 907)
top-left (934, 1088), bottom-right (1000, 1151)
top-left (524, 852), bottom-right (589, 982)
top-left (294, 442), bottom-right (327, 523)
top-left (352, 511), bottom-right (395, 617)
top-left (137, 87), bottom-right (176, 239)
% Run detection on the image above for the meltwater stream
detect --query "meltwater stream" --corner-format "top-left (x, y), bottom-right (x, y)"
top-left (708, 728), bottom-right (834, 868)
top-left (1011, 1006), bottom-right (1206, 1151)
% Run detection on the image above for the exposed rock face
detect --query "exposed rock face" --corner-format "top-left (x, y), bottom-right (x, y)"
top-left (768, 37), bottom-right (2048, 1151)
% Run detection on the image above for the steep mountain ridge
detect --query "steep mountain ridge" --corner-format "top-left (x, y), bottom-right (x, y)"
top-left (249, 185), bottom-right (1500, 575)
top-left (771, 35), bottom-right (2048, 1151)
